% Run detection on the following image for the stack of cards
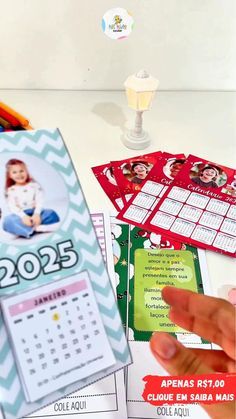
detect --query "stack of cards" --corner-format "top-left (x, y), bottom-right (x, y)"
top-left (92, 152), bottom-right (236, 257)
top-left (92, 151), bottom-right (162, 210)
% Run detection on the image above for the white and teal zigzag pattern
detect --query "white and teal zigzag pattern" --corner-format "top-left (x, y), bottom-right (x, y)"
top-left (0, 129), bottom-right (130, 419)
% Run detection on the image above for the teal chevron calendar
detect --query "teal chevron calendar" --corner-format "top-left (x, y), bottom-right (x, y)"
top-left (0, 129), bottom-right (131, 419)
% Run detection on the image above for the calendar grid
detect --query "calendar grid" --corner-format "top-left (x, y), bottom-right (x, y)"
top-left (144, 155), bottom-right (236, 256)
top-left (117, 153), bottom-right (184, 230)
top-left (2, 272), bottom-right (116, 403)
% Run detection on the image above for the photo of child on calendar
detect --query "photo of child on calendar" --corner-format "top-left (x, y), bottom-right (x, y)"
top-left (130, 161), bottom-right (151, 184)
top-left (0, 154), bottom-right (68, 244)
top-left (163, 157), bottom-right (185, 180)
top-left (190, 162), bottom-right (227, 188)
top-left (122, 160), bottom-right (152, 184)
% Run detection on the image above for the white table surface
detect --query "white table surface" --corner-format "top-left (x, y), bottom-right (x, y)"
top-left (0, 90), bottom-right (235, 301)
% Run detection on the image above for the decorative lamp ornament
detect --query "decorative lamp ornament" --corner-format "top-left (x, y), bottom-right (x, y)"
top-left (123, 70), bottom-right (159, 150)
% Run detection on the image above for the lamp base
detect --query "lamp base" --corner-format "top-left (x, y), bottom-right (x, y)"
top-left (122, 129), bottom-right (151, 150)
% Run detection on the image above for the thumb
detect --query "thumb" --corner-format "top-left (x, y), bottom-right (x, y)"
top-left (150, 332), bottom-right (235, 419)
top-left (150, 332), bottom-right (213, 375)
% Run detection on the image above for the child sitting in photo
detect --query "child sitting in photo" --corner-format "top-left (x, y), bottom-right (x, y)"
top-left (3, 159), bottom-right (60, 238)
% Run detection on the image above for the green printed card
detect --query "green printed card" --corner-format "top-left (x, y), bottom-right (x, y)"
top-left (111, 223), bottom-right (210, 344)
top-left (134, 249), bottom-right (198, 333)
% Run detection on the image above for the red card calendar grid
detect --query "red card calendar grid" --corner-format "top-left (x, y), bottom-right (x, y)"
top-left (134, 155), bottom-right (236, 258)
top-left (117, 152), bottom-right (186, 229)
top-left (111, 151), bottom-right (162, 205)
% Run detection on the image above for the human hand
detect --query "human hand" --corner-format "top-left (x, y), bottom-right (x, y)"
top-left (22, 215), bottom-right (33, 227)
top-left (31, 214), bottom-right (41, 226)
top-left (150, 287), bottom-right (236, 419)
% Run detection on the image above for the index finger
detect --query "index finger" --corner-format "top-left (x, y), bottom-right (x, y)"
top-left (162, 287), bottom-right (236, 341)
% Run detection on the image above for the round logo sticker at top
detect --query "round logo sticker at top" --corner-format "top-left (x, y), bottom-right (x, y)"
top-left (102, 8), bottom-right (134, 40)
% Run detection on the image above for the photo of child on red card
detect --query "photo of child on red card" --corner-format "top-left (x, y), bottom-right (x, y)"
top-left (111, 151), bottom-right (162, 205)
top-left (117, 152), bottom-right (186, 228)
top-left (92, 163), bottom-right (124, 211)
top-left (143, 155), bottom-right (236, 257)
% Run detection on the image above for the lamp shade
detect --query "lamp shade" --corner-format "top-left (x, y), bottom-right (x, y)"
top-left (125, 89), bottom-right (155, 111)
top-left (124, 70), bottom-right (159, 111)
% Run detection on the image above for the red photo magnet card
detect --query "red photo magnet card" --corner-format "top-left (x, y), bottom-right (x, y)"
top-left (92, 163), bottom-right (124, 211)
top-left (111, 151), bottom-right (162, 205)
top-left (143, 155), bottom-right (236, 257)
top-left (117, 153), bottom-right (186, 229)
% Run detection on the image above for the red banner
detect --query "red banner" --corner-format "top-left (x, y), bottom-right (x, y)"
top-left (142, 374), bottom-right (236, 405)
